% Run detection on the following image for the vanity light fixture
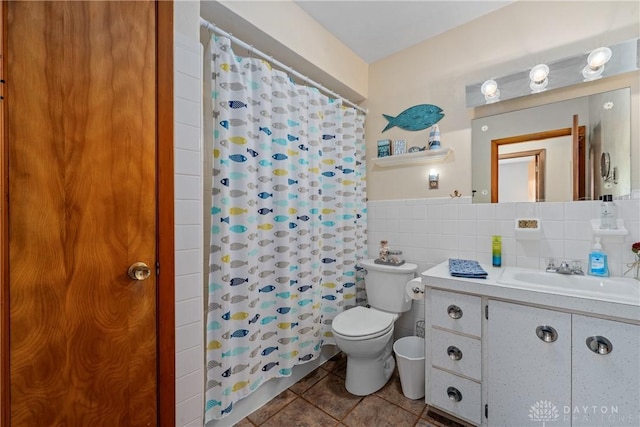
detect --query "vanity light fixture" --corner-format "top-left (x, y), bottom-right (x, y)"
top-left (481, 79), bottom-right (500, 103)
top-left (428, 169), bottom-right (439, 189)
top-left (582, 46), bottom-right (612, 81)
top-left (529, 64), bottom-right (549, 93)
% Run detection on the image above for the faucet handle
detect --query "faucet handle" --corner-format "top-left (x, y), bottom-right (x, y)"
top-left (571, 261), bottom-right (584, 275)
top-left (559, 261), bottom-right (570, 269)
top-left (545, 258), bottom-right (558, 273)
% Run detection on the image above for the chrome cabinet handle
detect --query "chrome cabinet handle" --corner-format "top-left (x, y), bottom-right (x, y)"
top-left (447, 305), bottom-right (463, 319)
top-left (447, 346), bottom-right (463, 361)
top-left (586, 336), bottom-right (613, 355)
top-left (535, 325), bottom-right (558, 343)
top-left (447, 386), bottom-right (462, 402)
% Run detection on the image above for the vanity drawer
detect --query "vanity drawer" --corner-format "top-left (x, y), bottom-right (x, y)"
top-left (431, 328), bottom-right (481, 381)
top-left (430, 290), bottom-right (481, 337)
top-left (429, 368), bottom-right (481, 426)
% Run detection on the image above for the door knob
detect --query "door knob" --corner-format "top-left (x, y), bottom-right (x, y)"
top-left (128, 262), bottom-right (151, 281)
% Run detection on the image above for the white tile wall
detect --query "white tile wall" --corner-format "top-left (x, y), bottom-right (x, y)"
top-left (368, 196), bottom-right (640, 341)
top-left (174, 32), bottom-right (204, 427)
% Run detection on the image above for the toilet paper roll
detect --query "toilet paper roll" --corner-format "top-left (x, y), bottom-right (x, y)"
top-left (406, 277), bottom-right (424, 300)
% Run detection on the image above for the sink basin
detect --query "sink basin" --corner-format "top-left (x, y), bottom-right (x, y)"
top-left (497, 267), bottom-right (640, 306)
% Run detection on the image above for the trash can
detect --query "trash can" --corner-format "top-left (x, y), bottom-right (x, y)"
top-left (393, 336), bottom-right (425, 399)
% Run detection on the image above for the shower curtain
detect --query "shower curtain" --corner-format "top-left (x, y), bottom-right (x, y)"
top-left (205, 35), bottom-right (367, 421)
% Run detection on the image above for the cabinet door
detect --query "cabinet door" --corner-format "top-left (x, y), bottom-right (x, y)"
top-left (488, 300), bottom-right (571, 427)
top-left (572, 315), bottom-right (640, 427)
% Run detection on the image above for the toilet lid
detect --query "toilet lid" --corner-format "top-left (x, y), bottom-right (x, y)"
top-left (332, 306), bottom-right (395, 338)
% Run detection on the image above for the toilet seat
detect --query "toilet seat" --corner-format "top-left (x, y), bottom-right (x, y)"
top-left (332, 306), bottom-right (395, 340)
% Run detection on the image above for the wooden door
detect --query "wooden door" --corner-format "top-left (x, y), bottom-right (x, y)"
top-left (5, 2), bottom-right (165, 425)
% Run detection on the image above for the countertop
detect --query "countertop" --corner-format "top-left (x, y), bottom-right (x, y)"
top-left (421, 261), bottom-right (640, 323)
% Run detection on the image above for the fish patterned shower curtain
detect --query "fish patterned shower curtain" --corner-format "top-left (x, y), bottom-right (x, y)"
top-left (205, 35), bottom-right (367, 421)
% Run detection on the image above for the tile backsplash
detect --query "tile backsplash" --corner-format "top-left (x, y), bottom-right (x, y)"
top-left (367, 196), bottom-right (640, 340)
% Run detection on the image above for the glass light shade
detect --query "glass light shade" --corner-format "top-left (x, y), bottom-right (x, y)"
top-left (529, 64), bottom-right (549, 83)
top-left (587, 47), bottom-right (612, 68)
top-left (481, 79), bottom-right (500, 103)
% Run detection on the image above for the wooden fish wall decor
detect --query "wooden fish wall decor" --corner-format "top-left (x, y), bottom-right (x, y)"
top-left (382, 104), bottom-right (444, 132)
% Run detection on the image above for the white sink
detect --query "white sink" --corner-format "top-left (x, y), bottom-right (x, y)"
top-left (497, 267), bottom-right (640, 306)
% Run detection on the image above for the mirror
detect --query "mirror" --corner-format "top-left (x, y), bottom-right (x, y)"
top-left (472, 88), bottom-right (630, 203)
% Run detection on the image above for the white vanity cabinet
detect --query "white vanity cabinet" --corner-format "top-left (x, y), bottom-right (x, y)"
top-left (487, 300), bottom-right (640, 427)
top-left (571, 315), bottom-right (640, 427)
top-left (487, 300), bottom-right (572, 426)
top-left (422, 262), bottom-right (640, 427)
top-left (426, 289), bottom-right (483, 425)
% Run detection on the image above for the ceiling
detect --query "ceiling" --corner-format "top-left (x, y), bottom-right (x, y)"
top-left (294, 1), bottom-right (514, 63)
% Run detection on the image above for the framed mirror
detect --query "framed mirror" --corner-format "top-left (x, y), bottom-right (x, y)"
top-left (472, 87), bottom-right (630, 203)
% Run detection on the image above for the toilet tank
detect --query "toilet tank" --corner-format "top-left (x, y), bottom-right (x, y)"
top-left (360, 259), bottom-right (418, 313)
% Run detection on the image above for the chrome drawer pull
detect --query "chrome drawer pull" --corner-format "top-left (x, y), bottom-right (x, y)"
top-left (535, 325), bottom-right (558, 343)
top-left (586, 336), bottom-right (613, 355)
top-left (447, 304), bottom-right (463, 319)
top-left (447, 346), bottom-right (463, 361)
top-left (447, 386), bottom-right (462, 402)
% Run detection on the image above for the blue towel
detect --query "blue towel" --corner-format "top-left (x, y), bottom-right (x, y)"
top-left (449, 258), bottom-right (488, 279)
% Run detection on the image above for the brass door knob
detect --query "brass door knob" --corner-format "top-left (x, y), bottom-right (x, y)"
top-left (128, 262), bottom-right (151, 281)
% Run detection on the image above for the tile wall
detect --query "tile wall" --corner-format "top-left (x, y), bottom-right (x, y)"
top-left (367, 196), bottom-right (640, 340)
top-left (174, 33), bottom-right (204, 426)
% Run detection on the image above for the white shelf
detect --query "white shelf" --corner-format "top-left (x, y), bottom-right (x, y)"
top-left (590, 219), bottom-right (628, 241)
top-left (372, 147), bottom-right (452, 167)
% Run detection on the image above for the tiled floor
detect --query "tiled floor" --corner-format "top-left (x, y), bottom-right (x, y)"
top-left (233, 353), bottom-right (467, 427)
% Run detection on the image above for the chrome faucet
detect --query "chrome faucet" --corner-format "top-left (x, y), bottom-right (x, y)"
top-left (546, 259), bottom-right (584, 275)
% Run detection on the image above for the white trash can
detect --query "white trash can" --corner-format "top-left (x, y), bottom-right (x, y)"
top-left (393, 336), bottom-right (425, 399)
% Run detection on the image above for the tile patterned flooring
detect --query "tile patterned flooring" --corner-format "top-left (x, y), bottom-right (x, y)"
top-left (233, 353), bottom-right (467, 427)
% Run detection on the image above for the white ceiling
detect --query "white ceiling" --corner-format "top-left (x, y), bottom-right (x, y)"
top-left (294, 1), bottom-right (514, 63)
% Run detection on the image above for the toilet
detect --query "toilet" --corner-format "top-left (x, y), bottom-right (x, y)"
top-left (331, 258), bottom-right (418, 395)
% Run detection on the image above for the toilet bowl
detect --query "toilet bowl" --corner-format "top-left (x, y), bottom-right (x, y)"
top-left (331, 259), bottom-right (417, 395)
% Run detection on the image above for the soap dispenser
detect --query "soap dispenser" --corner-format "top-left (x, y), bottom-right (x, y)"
top-left (588, 237), bottom-right (609, 277)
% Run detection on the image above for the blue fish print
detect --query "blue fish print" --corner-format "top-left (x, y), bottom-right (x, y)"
top-left (322, 171), bottom-right (335, 177)
top-left (287, 134), bottom-right (299, 141)
top-left (221, 367), bottom-right (232, 377)
top-left (298, 144), bottom-right (309, 151)
top-left (248, 313), bottom-right (260, 324)
top-left (230, 277), bottom-right (248, 286)
top-left (259, 160), bottom-right (272, 167)
top-left (257, 208), bottom-right (273, 215)
top-left (259, 126), bottom-right (272, 135)
top-left (229, 225), bottom-right (248, 233)
top-left (322, 295), bottom-right (337, 301)
top-left (258, 192), bottom-right (273, 199)
top-left (211, 207), bottom-right (221, 215)
top-left (230, 329), bottom-right (249, 338)
top-left (260, 315), bottom-right (278, 324)
top-left (272, 153), bottom-right (288, 161)
top-left (228, 100), bottom-right (247, 109)
top-left (297, 215), bottom-right (309, 221)
top-left (246, 148), bottom-right (259, 158)
top-left (261, 346), bottom-right (279, 356)
top-left (298, 354), bottom-right (314, 362)
top-left (222, 346), bottom-right (249, 357)
top-left (207, 321), bottom-right (222, 330)
top-left (275, 291), bottom-right (290, 299)
top-left (229, 154), bottom-right (247, 163)
top-left (288, 222), bottom-right (297, 229)
top-left (287, 119), bottom-right (300, 127)
top-left (322, 134), bottom-right (336, 140)
top-left (259, 285), bottom-right (276, 293)
top-left (272, 138), bottom-right (287, 146)
top-left (262, 361), bottom-right (279, 372)
top-left (321, 221), bottom-right (335, 227)
top-left (276, 307), bottom-right (291, 314)
top-left (287, 179), bottom-right (298, 185)
top-left (220, 217), bottom-right (230, 223)
top-left (206, 400), bottom-right (222, 410)
top-left (274, 215), bottom-right (288, 222)
top-left (344, 282), bottom-right (356, 288)
top-left (220, 178), bottom-right (229, 186)
top-left (220, 120), bottom-right (229, 129)
top-left (297, 285), bottom-right (312, 293)
top-left (279, 368), bottom-right (292, 376)
top-left (298, 299), bottom-right (313, 306)
top-left (221, 403), bottom-right (233, 416)
top-left (382, 104), bottom-right (444, 132)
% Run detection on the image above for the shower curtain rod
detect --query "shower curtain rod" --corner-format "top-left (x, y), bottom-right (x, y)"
top-left (200, 17), bottom-right (367, 115)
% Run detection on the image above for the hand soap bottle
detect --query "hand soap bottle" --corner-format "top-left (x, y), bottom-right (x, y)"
top-left (588, 237), bottom-right (609, 277)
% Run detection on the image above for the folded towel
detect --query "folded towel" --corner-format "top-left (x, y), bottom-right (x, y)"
top-left (449, 258), bottom-right (488, 279)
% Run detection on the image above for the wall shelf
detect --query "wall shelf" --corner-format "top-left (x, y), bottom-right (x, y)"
top-left (372, 148), bottom-right (452, 167)
top-left (590, 219), bottom-right (628, 242)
